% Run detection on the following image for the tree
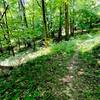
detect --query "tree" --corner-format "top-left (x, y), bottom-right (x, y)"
top-left (58, 6), bottom-right (62, 41)
top-left (2, 0), bottom-right (15, 56)
top-left (70, 0), bottom-right (75, 36)
top-left (19, 0), bottom-right (28, 28)
top-left (64, 0), bottom-right (69, 40)
top-left (41, 0), bottom-right (48, 46)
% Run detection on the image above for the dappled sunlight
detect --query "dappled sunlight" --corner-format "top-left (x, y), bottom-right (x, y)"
top-left (59, 33), bottom-right (100, 99)
top-left (77, 35), bottom-right (100, 52)
top-left (0, 47), bottom-right (51, 67)
top-left (0, 0), bottom-right (100, 99)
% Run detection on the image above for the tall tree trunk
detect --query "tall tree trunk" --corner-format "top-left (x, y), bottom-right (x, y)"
top-left (3, 0), bottom-right (15, 56)
top-left (18, 0), bottom-right (23, 21)
top-left (32, 0), bottom-right (36, 51)
top-left (32, 0), bottom-right (34, 30)
top-left (58, 6), bottom-right (62, 41)
top-left (65, 1), bottom-right (69, 40)
top-left (41, 0), bottom-right (48, 40)
top-left (70, 0), bottom-right (74, 36)
top-left (19, 0), bottom-right (28, 28)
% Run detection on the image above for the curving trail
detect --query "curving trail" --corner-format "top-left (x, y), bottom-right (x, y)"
top-left (0, 34), bottom-right (100, 68)
top-left (0, 33), bottom-right (100, 99)
top-left (0, 47), bottom-right (51, 67)
top-left (60, 34), bottom-right (100, 99)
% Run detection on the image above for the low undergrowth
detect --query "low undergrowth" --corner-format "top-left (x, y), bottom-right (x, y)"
top-left (73, 44), bottom-right (100, 100)
top-left (0, 40), bottom-right (76, 100)
top-left (0, 33), bottom-right (100, 100)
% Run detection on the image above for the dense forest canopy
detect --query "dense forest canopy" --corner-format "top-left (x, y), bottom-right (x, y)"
top-left (0, 0), bottom-right (100, 56)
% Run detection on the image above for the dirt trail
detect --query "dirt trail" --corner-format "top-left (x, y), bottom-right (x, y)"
top-left (0, 34), bottom-right (100, 68)
top-left (0, 34), bottom-right (100, 98)
top-left (0, 47), bottom-right (51, 67)
top-left (60, 34), bottom-right (100, 100)
top-left (60, 50), bottom-right (79, 100)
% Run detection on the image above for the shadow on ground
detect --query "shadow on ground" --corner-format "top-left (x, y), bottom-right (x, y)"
top-left (72, 44), bottom-right (100, 100)
top-left (0, 40), bottom-right (76, 100)
top-left (0, 35), bottom-right (100, 100)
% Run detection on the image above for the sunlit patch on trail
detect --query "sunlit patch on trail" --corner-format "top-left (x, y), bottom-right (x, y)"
top-left (77, 35), bottom-right (100, 52)
top-left (0, 47), bottom-right (51, 67)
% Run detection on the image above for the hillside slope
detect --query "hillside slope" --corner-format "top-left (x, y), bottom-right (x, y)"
top-left (0, 32), bottom-right (100, 100)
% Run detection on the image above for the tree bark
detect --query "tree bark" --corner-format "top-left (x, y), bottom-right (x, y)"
top-left (71, 0), bottom-right (75, 36)
top-left (19, 0), bottom-right (28, 28)
top-left (58, 6), bottom-right (62, 41)
top-left (3, 0), bottom-right (15, 56)
top-left (41, 0), bottom-right (48, 47)
top-left (65, 1), bottom-right (69, 40)
top-left (32, 0), bottom-right (34, 30)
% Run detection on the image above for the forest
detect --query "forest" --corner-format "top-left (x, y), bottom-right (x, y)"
top-left (0, 0), bottom-right (100, 99)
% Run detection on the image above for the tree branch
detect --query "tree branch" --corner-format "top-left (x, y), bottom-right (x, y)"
top-left (0, 5), bottom-right (9, 21)
top-left (36, 0), bottom-right (42, 8)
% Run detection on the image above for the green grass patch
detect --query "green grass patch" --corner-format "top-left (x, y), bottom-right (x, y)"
top-left (0, 32), bottom-right (100, 99)
top-left (0, 40), bottom-right (77, 100)
top-left (74, 44), bottom-right (100, 100)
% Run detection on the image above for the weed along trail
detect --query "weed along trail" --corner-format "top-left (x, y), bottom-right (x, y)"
top-left (60, 53), bottom-right (79, 99)
top-left (0, 34), bottom-right (99, 68)
top-left (0, 33), bottom-right (100, 99)
top-left (60, 34), bottom-right (100, 99)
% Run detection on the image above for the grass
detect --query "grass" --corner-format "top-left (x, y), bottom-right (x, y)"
top-left (0, 32), bottom-right (100, 100)
top-left (0, 41), bottom-right (76, 100)
top-left (73, 44), bottom-right (100, 100)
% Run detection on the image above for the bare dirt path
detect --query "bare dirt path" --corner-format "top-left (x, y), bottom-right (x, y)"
top-left (60, 34), bottom-right (100, 100)
top-left (61, 52), bottom-right (79, 100)
top-left (0, 47), bottom-right (51, 67)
